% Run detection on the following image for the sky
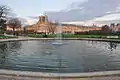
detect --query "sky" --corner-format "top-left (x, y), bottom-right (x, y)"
top-left (1, 0), bottom-right (120, 26)
top-left (45, 0), bottom-right (120, 26)
top-left (0, 0), bottom-right (80, 17)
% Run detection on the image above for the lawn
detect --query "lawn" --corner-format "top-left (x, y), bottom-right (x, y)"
top-left (0, 35), bottom-right (17, 39)
top-left (27, 34), bottom-right (56, 38)
top-left (27, 34), bottom-right (120, 39)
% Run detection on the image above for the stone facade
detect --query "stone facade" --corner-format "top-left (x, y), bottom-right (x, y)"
top-left (25, 15), bottom-right (102, 34)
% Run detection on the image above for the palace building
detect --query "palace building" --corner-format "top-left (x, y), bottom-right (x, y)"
top-left (24, 15), bottom-right (102, 34)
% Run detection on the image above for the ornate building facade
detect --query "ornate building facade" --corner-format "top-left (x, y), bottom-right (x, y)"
top-left (25, 15), bottom-right (102, 34)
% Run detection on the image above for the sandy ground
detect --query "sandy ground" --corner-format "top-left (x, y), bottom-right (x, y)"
top-left (0, 75), bottom-right (120, 80)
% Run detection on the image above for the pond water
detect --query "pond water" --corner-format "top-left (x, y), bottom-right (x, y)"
top-left (0, 40), bottom-right (120, 73)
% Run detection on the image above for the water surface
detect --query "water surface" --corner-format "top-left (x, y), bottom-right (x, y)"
top-left (0, 40), bottom-right (120, 73)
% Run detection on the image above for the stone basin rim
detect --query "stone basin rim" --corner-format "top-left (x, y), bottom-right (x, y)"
top-left (0, 38), bottom-right (120, 43)
top-left (0, 69), bottom-right (120, 78)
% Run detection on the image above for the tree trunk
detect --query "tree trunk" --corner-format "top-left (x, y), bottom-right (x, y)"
top-left (13, 27), bottom-right (15, 36)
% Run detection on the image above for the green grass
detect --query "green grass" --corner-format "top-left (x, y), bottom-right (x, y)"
top-left (0, 35), bottom-right (17, 39)
top-left (63, 34), bottom-right (120, 39)
top-left (27, 34), bottom-right (56, 38)
top-left (27, 34), bottom-right (120, 39)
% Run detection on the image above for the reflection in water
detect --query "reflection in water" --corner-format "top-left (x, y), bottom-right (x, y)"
top-left (43, 51), bottom-right (53, 56)
top-left (41, 40), bottom-right (63, 56)
top-left (108, 42), bottom-right (117, 51)
top-left (7, 41), bottom-right (22, 50)
top-left (0, 42), bottom-right (22, 66)
top-left (88, 41), bottom-right (118, 51)
top-left (87, 41), bottom-right (99, 45)
top-left (40, 40), bottom-right (66, 73)
top-left (0, 43), bottom-right (8, 65)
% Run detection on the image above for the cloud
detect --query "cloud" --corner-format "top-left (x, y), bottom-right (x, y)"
top-left (27, 16), bottom-right (38, 19)
top-left (62, 21), bottom-right (85, 25)
top-left (93, 13), bottom-right (120, 21)
top-left (16, 17), bottom-right (37, 27)
top-left (105, 4), bottom-right (120, 14)
top-left (64, 13), bottom-right (120, 26)
top-left (25, 20), bottom-right (36, 25)
top-left (23, 18), bottom-right (37, 26)
top-left (61, 0), bottom-right (87, 12)
top-left (62, 20), bottom-right (97, 26)
top-left (45, 0), bottom-right (120, 22)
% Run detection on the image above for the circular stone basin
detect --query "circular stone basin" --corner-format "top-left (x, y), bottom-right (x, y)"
top-left (0, 40), bottom-right (120, 73)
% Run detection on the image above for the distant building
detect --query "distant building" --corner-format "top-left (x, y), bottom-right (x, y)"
top-left (25, 15), bottom-right (102, 34)
top-left (110, 23), bottom-right (120, 32)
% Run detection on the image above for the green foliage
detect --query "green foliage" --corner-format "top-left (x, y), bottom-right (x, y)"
top-left (27, 34), bottom-right (120, 39)
top-left (1, 24), bottom-right (6, 33)
top-left (0, 19), bottom-right (7, 34)
top-left (27, 34), bottom-right (56, 38)
top-left (0, 35), bottom-right (17, 39)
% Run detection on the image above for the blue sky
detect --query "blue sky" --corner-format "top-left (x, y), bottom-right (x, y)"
top-left (1, 0), bottom-right (120, 26)
top-left (0, 0), bottom-right (80, 17)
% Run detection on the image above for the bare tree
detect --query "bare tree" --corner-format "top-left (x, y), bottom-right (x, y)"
top-left (0, 5), bottom-right (11, 34)
top-left (0, 5), bottom-right (11, 19)
top-left (116, 23), bottom-right (120, 27)
top-left (110, 23), bottom-right (115, 27)
top-left (7, 18), bottom-right (21, 35)
top-left (101, 25), bottom-right (112, 35)
top-left (47, 22), bottom-right (57, 34)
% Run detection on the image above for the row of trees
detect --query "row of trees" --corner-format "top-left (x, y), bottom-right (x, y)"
top-left (47, 22), bottom-right (57, 34)
top-left (0, 5), bottom-right (9, 34)
top-left (0, 5), bottom-right (22, 35)
top-left (0, 5), bottom-right (58, 36)
top-left (46, 23), bottom-right (120, 35)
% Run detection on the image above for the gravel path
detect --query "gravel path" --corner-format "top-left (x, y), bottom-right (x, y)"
top-left (0, 75), bottom-right (120, 80)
